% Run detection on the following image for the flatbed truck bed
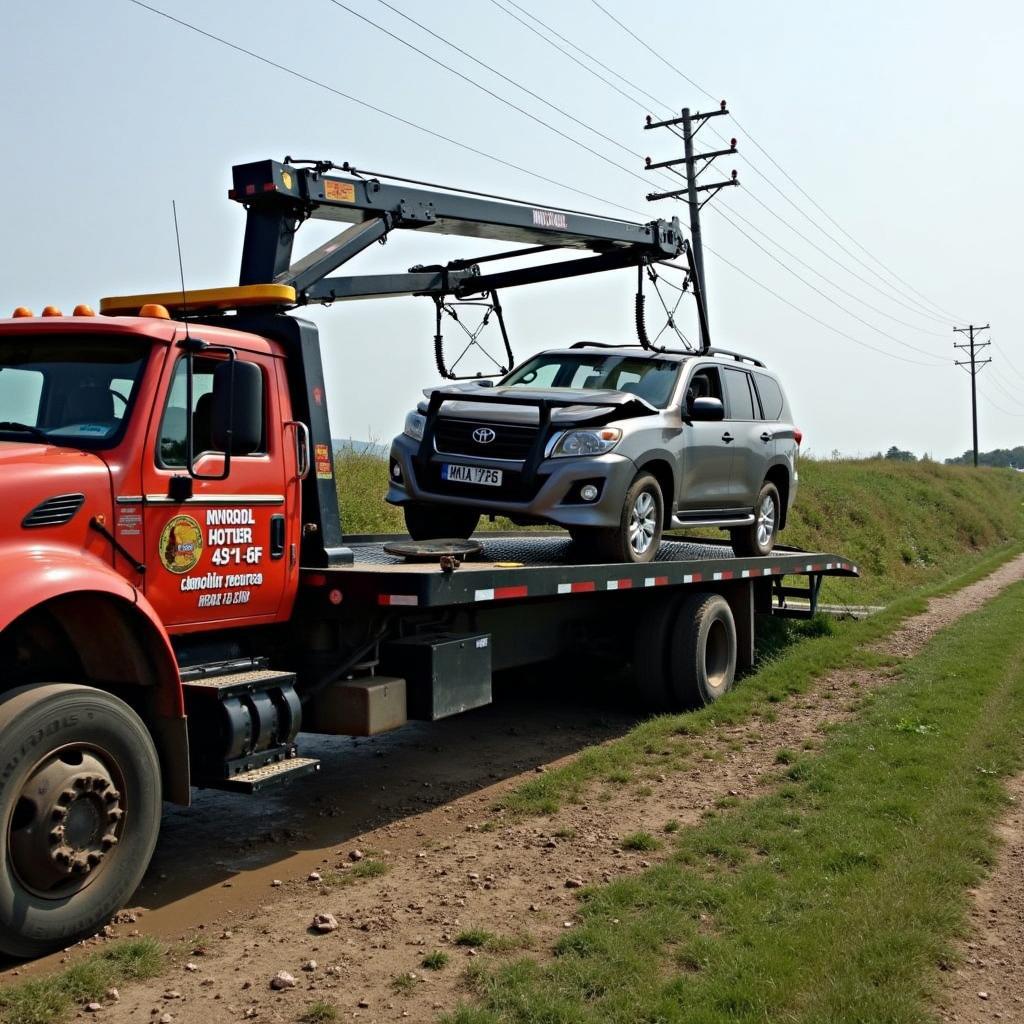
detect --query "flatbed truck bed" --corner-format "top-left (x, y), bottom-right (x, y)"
top-left (308, 533), bottom-right (858, 610)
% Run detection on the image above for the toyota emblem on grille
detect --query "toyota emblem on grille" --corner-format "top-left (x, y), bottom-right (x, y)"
top-left (472, 427), bottom-right (496, 444)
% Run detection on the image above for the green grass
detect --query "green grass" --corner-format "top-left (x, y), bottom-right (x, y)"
top-left (0, 938), bottom-right (164, 1024)
top-left (445, 578), bottom-right (1024, 1024)
top-left (299, 1002), bottom-right (338, 1024)
top-left (456, 929), bottom-right (496, 948)
top-left (391, 972), bottom-right (418, 995)
top-left (318, 858), bottom-right (389, 887)
top-left (495, 540), bottom-right (1024, 818)
top-left (423, 950), bottom-right (451, 970)
top-left (621, 831), bottom-right (660, 852)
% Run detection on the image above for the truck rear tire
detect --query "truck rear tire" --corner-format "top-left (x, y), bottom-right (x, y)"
top-left (667, 593), bottom-right (737, 708)
top-left (403, 503), bottom-right (480, 541)
top-left (0, 684), bottom-right (162, 958)
top-left (730, 481), bottom-right (780, 557)
top-left (629, 594), bottom-right (688, 712)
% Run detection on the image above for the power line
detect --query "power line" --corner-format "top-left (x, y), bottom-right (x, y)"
top-left (121, 0), bottom-right (643, 215)
top-left (712, 206), bottom-right (945, 363)
top-left (324, 0), bottom-right (657, 190)
top-left (491, 0), bottom-right (665, 117)
top-left (701, 241), bottom-right (938, 367)
top-left (586, 0), bottom-right (964, 324)
top-left (719, 199), bottom-right (948, 338)
top-left (372, 0), bottom-right (645, 163)
top-left (993, 342), bottom-right (1024, 384)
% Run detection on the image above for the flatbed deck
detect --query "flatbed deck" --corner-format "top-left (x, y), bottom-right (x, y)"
top-left (306, 533), bottom-right (859, 609)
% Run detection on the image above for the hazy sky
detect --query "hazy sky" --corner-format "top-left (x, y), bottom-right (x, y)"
top-left (3, 1), bottom-right (1022, 459)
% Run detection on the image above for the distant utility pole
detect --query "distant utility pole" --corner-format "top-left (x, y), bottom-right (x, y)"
top-left (953, 324), bottom-right (991, 467)
top-left (643, 100), bottom-right (738, 350)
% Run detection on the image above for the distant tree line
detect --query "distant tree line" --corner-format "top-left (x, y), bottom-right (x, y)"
top-left (945, 447), bottom-right (1024, 469)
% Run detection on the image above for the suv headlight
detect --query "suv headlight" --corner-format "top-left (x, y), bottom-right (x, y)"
top-left (403, 410), bottom-right (426, 442)
top-left (551, 427), bottom-right (622, 458)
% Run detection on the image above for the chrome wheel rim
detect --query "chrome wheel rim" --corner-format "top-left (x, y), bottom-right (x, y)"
top-left (756, 493), bottom-right (776, 548)
top-left (629, 490), bottom-right (658, 555)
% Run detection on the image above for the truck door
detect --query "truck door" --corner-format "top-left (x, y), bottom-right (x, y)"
top-left (721, 367), bottom-right (771, 507)
top-left (679, 364), bottom-right (734, 511)
top-left (142, 349), bottom-right (295, 630)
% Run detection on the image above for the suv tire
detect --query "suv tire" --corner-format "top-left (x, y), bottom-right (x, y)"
top-left (404, 503), bottom-right (480, 541)
top-left (582, 472), bottom-right (664, 564)
top-left (731, 480), bottom-right (780, 557)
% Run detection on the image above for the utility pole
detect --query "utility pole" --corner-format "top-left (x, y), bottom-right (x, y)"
top-left (643, 100), bottom-right (738, 350)
top-left (953, 324), bottom-right (991, 467)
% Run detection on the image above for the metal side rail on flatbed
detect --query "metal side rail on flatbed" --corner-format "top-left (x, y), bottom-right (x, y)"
top-left (300, 534), bottom-right (858, 611)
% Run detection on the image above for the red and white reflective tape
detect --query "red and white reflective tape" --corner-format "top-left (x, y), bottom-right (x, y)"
top-left (644, 575), bottom-right (669, 587)
top-left (474, 585), bottom-right (529, 602)
top-left (557, 581), bottom-right (597, 595)
top-left (378, 594), bottom-right (418, 607)
top-left (606, 578), bottom-right (634, 591)
top-left (682, 573), bottom-right (703, 583)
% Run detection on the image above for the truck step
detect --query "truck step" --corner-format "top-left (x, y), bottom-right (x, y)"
top-left (182, 668), bottom-right (297, 700)
top-left (197, 756), bottom-right (320, 794)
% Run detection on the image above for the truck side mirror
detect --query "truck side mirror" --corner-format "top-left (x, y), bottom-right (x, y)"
top-left (689, 396), bottom-right (725, 422)
top-left (212, 359), bottom-right (262, 454)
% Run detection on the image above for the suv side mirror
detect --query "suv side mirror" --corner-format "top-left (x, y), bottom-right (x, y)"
top-left (212, 359), bottom-right (262, 453)
top-left (689, 396), bottom-right (725, 422)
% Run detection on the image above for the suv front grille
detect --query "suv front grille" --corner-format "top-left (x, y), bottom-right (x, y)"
top-left (434, 418), bottom-right (538, 461)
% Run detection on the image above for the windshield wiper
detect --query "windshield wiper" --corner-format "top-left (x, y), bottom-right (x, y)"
top-left (0, 421), bottom-right (48, 441)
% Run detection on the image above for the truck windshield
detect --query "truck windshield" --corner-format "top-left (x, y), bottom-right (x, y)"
top-left (0, 335), bottom-right (150, 448)
top-left (502, 352), bottom-right (681, 408)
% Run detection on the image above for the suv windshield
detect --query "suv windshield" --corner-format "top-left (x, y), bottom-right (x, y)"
top-left (502, 352), bottom-right (681, 408)
top-left (0, 335), bottom-right (150, 448)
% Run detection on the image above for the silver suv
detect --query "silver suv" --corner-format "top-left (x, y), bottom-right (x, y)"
top-left (387, 345), bottom-right (800, 563)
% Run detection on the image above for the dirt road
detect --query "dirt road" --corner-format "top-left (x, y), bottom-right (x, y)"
top-left (15, 554), bottom-right (1024, 1022)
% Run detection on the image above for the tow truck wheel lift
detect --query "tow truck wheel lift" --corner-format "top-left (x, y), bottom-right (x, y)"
top-left (0, 158), bottom-right (858, 957)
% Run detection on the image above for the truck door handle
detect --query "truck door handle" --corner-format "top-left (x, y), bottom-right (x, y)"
top-left (270, 515), bottom-right (286, 560)
top-left (760, 431), bottom-right (774, 442)
top-left (721, 432), bottom-right (734, 443)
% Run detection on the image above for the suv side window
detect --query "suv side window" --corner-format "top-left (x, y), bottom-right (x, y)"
top-left (752, 372), bottom-right (784, 421)
top-left (722, 367), bottom-right (756, 420)
top-left (157, 356), bottom-right (266, 467)
top-left (684, 365), bottom-right (723, 414)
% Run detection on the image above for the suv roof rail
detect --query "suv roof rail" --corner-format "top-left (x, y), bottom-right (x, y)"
top-left (569, 340), bottom-right (646, 350)
top-left (703, 348), bottom-right (766, 368)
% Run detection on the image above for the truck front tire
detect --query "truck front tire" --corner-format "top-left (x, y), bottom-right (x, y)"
top-left (0, 684), bottom-right (162, 958)
top-left (403, 503), bottom-right (480, 541)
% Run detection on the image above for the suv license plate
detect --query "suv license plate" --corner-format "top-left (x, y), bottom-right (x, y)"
top-left (441, 463), bottom-right (503, 486)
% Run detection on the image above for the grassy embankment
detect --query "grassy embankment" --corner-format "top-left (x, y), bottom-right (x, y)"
top-left (335, 447), bottom-right (1024, 605)
top-left (446, 575), bottom-right (1024, 1024)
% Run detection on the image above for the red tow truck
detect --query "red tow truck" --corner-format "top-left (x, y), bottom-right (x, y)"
top-left (0, 159), bottom-right (857, 956)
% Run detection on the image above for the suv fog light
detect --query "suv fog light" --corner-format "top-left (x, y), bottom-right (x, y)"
top-left (391, 460), bottom-right (402, 480)
top-left (580, 484), bottom-right (599, 502)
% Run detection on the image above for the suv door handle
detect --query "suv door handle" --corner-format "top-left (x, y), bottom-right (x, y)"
top-left (760, 431), bottom-right (774, 442)
top-left (721, 432), bottom-right (734, 443)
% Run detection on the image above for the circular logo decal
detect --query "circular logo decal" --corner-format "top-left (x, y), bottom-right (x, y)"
top-left (473, 427), bottom-right (496, 444)
top-left (159, 514), bottom-right (204, 575)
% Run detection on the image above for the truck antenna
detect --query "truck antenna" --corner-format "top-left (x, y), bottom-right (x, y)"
top-left (171, 200), bottom-right (190, 338)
